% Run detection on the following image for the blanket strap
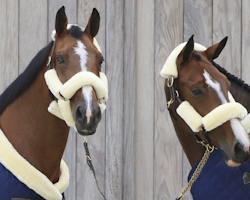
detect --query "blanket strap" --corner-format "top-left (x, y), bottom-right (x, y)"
top-left (83, 137), bottom-right (106, 200)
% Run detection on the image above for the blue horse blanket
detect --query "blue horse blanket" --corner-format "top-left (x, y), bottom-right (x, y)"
top-left (188, 149), bottom-right (250, 200)
top-left (0, 161), bottom-right (53, 199)
top-left (0, 130), bottom-right (69, 200)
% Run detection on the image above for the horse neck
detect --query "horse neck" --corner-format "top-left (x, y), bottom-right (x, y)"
top-left (230, 81), bottom-right (250, 112)
top-left (171, 115), bottom-right (205, 167)
top-left (0, 65), bottom-right (69, 183)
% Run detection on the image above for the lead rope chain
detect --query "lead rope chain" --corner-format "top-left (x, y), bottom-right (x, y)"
top-left (83, 137), bottom-right (107, 200)
top-left (176, 141), bottom-right (215, 200)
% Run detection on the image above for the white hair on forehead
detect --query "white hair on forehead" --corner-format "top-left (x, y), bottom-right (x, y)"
top-left (203, 70), bottom-right (227, 104)
top-left (51, 24), bottom-right (102, 53)
top-left (74, 40), bottom-right (88, 72)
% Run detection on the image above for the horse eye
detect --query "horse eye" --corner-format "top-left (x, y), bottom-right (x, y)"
top-left (56, 55), bottom-right (64, 64)
top-left (192, 88), bottom-right (203, 96)
top-left (100, 57), bottom-right (105, 65)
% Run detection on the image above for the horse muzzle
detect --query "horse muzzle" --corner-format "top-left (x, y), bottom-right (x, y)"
top-left (44, 69), bottom-right (108, 131)
top-left (74, 105), bottom-right (102, 135)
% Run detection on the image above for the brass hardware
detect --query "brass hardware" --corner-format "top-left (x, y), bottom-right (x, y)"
top-left (47, 56), bottom-right (51, 66)
top-left (167, 75), bottom-right (174, 87)
top-left (167, 99), bottom-right (174, 109)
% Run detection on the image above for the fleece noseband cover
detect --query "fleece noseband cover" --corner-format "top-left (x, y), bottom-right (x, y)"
top-left (161, 41), bottom-right (250, 133)
top-left (177, 101), bottom-right (247, 132)
top-left (44, 69), bottom-right (108, 127)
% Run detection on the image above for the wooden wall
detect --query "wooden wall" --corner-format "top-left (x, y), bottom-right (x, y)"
top-left (0, 0), bottom-right (250, 199)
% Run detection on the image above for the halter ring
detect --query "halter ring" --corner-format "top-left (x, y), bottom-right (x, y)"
top-left (167, 76), bottom-right (174, 87)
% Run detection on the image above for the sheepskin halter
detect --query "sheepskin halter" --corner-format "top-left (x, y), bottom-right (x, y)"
top-left (44, 24), bottom-right (108, 128)
top-left (160, 42), bottom-right (249, 133)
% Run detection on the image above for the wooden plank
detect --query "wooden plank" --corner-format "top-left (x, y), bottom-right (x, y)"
top-left (154, 0), bottom-right (184, 199)
top-left (123, 0), bottom-right (136, 199)
top-left (213, 0), bottom-right (241, 76)
top-left (135, 0), bottom-right (155, 199)
top-left (184, 0), bottom-right (213, 46)
top-left (105, 0), bottom-right (124, 199)
top-left (183, 1), bottom-right (213, 199)
top-left (47, 2), bottom-right (77, 199)
top-left (0, 0), bottom-right (18, 93)
top-left (76, 1), bottom-right (106, 200)
top-left (242, 0), bottom-right (250, 84)
top-left (19, 0), bottom-right (47, 73)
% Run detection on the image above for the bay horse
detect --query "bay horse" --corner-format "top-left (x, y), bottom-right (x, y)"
top-left (161, 35), bottom-right (250, 199)
top-left (0, 6), bottom-right (107, 200)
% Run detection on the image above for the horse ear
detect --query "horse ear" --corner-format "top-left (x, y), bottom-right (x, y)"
top-left (55, 6), bottom-right (68, 38)
top-left (205, 37), bottom-right (228, 60)
top-left (182, 35), bottom-right (194, 64)
top-left (84, 8), bottom-right (100, 38)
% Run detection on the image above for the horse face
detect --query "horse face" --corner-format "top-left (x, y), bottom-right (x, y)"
top-left (175, 36), bottom-right (250, 166)
top-left (53, 7), bottom-right (104, 135)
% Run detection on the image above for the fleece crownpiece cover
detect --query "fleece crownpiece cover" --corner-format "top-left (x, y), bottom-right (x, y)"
top-left (160, 42), bottom-right (207, 79)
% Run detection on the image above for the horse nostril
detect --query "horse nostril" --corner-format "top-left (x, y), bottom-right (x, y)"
top-left (234, 142), bottom-right (250, 162)
top-left (75, 106), bottom-right (86, 123)
top-left (234, 142), bottom-right (244, 155)
top-left (95, 107), bottom-right (102, 123)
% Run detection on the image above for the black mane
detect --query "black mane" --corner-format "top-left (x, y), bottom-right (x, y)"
top-left (212, 61), bottom-right (250, 92)
top-left (0, 41), bottom-right (54, 115)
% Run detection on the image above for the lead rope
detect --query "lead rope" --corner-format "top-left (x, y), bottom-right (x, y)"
top-left (175, 141), bottom-right (215, 200)
top-left (83, 137), bottom-right (107, 200)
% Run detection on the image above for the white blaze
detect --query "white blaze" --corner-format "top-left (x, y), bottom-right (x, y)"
top-left (82, 86), bottom-right (93, 124)
top-left (74, 40), bottom-right (93, 124)
top-left (203, 70), bottom-right (250, 150)
top-left (74, 40), bottom-right (88, 71)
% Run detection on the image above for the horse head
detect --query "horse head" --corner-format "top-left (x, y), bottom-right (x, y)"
top-left (162, 35), bottom-right (250, 167)
top-left (45, 7), bottom-right (107, 136)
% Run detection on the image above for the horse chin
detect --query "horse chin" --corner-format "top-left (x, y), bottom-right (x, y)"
top-left (76, 128), bottom-right (96, 136)
top-left (226, 159), bottom-right (242, 167)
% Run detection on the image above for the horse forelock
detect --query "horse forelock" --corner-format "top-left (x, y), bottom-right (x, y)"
top-left (68, 25), bottom-right (83, 39)
top-left (0, 41), bottom-right (54, 115)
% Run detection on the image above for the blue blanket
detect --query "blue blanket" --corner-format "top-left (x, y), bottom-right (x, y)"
top-left (188, 149), bottom-right (250, 200)
top-left (0, 162), bottom-right (64, 200)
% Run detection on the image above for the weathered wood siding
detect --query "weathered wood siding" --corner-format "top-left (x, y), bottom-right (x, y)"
top-left (0, 1), bottom-right (249, 199)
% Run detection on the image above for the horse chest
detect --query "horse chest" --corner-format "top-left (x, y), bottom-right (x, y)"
top-left (188, 149), bottom-right (250, 200)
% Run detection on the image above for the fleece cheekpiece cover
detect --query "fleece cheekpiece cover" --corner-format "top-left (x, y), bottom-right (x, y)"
top-left (160, 41), bottom-right (250, 133)
top-left (0, 129), bottom-right (69, 200)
